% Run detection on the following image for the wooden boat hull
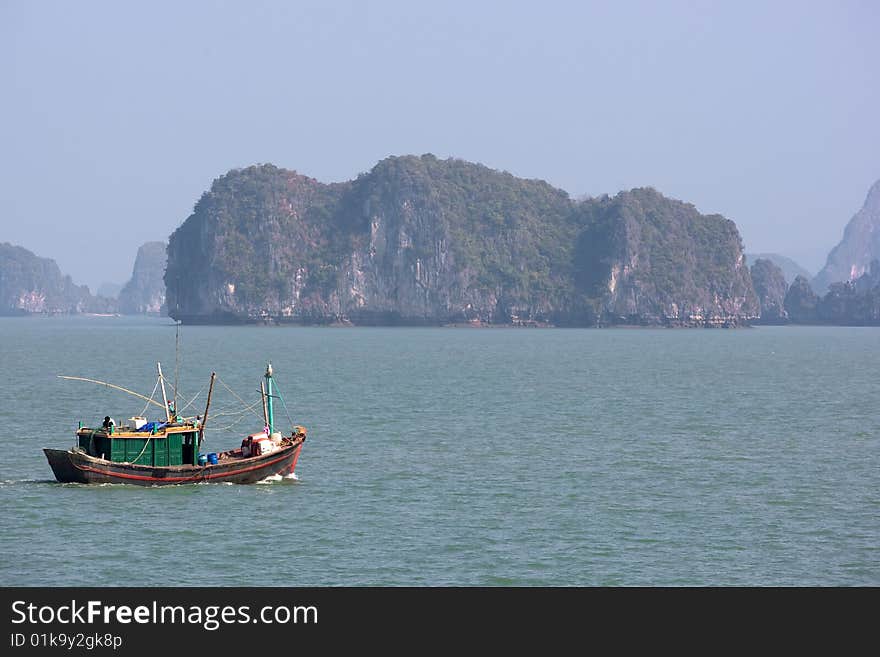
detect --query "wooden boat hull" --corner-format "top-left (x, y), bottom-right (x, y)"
top-left (44, 438), bottom-right (304, 486)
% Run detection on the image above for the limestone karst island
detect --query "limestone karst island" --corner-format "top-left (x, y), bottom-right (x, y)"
top-left (2, 155), bottom-right (879, 326)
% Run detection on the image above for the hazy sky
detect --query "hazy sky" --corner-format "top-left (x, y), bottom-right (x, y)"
top-left (2, 0), bottom-right (878, 292)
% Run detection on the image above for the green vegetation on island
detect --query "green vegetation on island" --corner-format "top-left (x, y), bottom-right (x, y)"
top-left (165, 155), bottom-right (758, 326)
top-left (5, 161), bottom-right (876, 326)
top-left (750, 258), bottom-right (788, 323)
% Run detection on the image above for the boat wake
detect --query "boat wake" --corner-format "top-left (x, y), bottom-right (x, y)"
top-left (0, 479), bottom-right (59, 487)
top-left (256, 472), bottom-right (299, 484)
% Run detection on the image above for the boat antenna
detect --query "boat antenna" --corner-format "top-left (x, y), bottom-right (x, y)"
top-left (199, 372), bottom-right (216, 449)
top-left (157, 362), bottom-right (172, 422)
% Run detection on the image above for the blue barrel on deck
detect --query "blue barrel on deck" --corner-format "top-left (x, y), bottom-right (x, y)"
top-left (207, 453), bottom-right (218, 465)
top-left (197, 454), bottom-right (207, 466)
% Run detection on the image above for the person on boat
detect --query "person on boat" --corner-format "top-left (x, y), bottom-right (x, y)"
top-left (102, 416), bottom-right (115, 430)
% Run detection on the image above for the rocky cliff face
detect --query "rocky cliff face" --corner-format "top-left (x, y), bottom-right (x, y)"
top-left (782, 266), bottom-right (880, 326)
top-left (750, 258), bottom-right (788, 323)
top-left (816, 260), bottom-right (880, 325)
top-left (571, 188), bottom-right (758, 326)
top-left (784, 275), bottom-right (819, 323)
top-left (118, 241), bottom-right (167, 314)
top-left (812, 178), bottom-right (880, 294)
top-left (334, 156), bottom-right (576, 324)
top-left (166, 165), bottom-right (351, 323)
top-left (166, 156), bottom-right (758, 327)
top-left (0, 242), bottom-right (115, 315)
top-left (853, 259), bottom-right (880, 294)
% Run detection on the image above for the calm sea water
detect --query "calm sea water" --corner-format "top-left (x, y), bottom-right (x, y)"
top-left (0, 316), bottom-right (877, 586)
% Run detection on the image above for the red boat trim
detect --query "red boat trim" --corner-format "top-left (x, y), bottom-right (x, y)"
top-left (73, 450), bottom-right (296, 483)
top-left (288, 445), bottom-right (303, 474)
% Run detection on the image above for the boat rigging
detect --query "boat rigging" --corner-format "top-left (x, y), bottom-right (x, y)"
top-left (44, 362), bottom-right (307, 485)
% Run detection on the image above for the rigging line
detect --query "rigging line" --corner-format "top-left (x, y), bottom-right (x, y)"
top-left (274, 384), bottom-right (296, 427)
top-left (177, 385), bottom-right (207, 414)
top-left (221, 403), bottom-right (264, 420)
top-left (207, 413), bottom-right (262, 433)
top-left (216, 376), bottom-right (264, 421)
top-left (58, 376), bottom-right (166, 410)
top-left (163, 379), bottom-right (190, 406)
top-left (207, 410), bottom-right (252, 421)
top-left (129, 433), bottom-right (153, 465)
top-left (163, 380), bottom-right (201, 416)
top-left (203, 405), bottom-right (245, 418)
top-left (209, 399), bottom-right (264, 418)
top-left (200, 397), bottom-right (248, 415)
top-left (139, 377), bottom-right (161, 417)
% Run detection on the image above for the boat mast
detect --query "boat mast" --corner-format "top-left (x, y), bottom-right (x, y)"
top-left (173, 275), bottom-right (181, 413)
top-left (173, 319), bottom-right (181, 412)
top-left (157, 362), bottom-right (172, 422)
top-left (260, 379), bottom-right (270, 430)
top-left (265, 363), bottom-right (274, 434)
top-left (199, 372), bottom-right (216, 449)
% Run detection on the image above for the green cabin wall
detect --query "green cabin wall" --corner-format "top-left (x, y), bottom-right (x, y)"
top-left (80, 431), bottom-right (194, 466)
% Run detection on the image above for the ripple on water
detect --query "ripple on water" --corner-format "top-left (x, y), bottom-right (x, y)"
top-left (1, 320), bottom-right (878, 585)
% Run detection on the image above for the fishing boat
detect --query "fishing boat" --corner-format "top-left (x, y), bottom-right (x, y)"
top-left (44, 362), bottom-right (306, 485)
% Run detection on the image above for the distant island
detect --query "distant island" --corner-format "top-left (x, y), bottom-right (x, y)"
top-left (165, 155), bottom-right (758, 327)
top-left (812, 179), bottom-right (880, 295)
top-left (0, 240), bottom-right (165, 317)
top-left (744, 253), bottom-right (812, 286)
top-left (3, 156), bottom-right (879, 326)
top-left (118, 241), bottom-right (167, 314)
top-left (748, 178), bottom-right (880, 326)
top-left (0, 243), bottom-right (114, 315)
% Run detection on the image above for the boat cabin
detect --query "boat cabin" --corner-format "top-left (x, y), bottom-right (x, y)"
top-left (76, 420), bottom-right (201, 466)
